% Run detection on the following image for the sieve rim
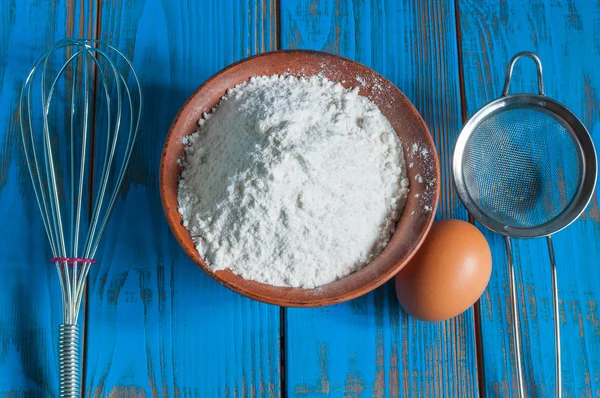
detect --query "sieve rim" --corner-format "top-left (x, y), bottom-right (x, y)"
top-left (453, 93), bottom-right (597, 238)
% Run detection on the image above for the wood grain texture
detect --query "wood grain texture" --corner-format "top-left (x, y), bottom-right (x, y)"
top-left (458, 0), bottom-right (600, 395)
top-left (83, 1), bottom-right (280, 397)
top-left (280, 1), bottom-right (476, 396)
top-left (0, 1), bottom-right (96, 396)
top-left (5, 1), bottom-right (600, 397)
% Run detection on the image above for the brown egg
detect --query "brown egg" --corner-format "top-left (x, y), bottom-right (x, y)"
top-left (395, 219), bottom-right (492, 322)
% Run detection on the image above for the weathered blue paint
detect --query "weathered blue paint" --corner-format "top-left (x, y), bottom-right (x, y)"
top-left (459, 0), bottom-right (600, 395)
top-left (82, 1), bottom-right (280, 397)
top-left (281, 1), bottom-right (477, 396)
top-left (2, 0), bottom-right (600, 396)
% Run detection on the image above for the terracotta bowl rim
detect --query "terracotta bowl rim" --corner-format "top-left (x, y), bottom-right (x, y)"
top-left (160, 49), bottom-right (440, 307)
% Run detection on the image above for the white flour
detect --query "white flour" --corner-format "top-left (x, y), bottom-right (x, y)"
top-left (178, 75), bottom-right (410, 288)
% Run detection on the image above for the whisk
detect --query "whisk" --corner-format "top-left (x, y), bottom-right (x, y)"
top-left (19, 38), bottom-right (142, 397)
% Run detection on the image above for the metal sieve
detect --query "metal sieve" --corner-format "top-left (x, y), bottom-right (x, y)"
top-left (453, 52), bottom-right (597, 397)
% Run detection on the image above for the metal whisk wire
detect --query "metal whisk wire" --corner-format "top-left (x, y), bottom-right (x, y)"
top-left (19, 38), bottom-right (141, 398)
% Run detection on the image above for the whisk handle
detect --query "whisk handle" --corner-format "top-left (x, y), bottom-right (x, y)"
top-left (58, 323), bottom-right (81, 398)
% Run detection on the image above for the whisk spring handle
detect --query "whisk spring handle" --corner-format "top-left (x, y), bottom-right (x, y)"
top-left (58, 323), bottom-right (80, 398)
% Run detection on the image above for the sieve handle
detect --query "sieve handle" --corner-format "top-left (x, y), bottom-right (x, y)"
top-left (547, 236), bottom-right (562, 398)
top-left (502, 51), bottom-right (545, 97)
top-left (504, 237), bottom-right (525, 398)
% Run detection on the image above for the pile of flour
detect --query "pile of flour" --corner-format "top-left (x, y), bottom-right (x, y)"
top-left (178, 75), bottom-right (409, 288)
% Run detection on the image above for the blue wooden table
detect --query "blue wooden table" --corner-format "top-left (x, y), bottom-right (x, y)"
top-left (1, 0), bottom-right (599, 396)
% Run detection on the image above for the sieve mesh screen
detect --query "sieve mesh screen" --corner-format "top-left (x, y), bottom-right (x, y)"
top-left (462, 106), bottom-right (582, 228)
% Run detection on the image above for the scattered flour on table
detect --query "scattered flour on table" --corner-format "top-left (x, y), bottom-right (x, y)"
top-left (178, 75), bottom-right (410, 288)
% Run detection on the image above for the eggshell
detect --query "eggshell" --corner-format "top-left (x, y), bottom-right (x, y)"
top-left (395, 219), bottom-right (492, 322)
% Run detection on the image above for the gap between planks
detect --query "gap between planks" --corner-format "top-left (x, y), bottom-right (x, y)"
top-left (453, 0), bottom-right (485, 395)
top-left (274, 2), bottom-right (288, 397)
top-left (81, 0), bottom-right (103, 394)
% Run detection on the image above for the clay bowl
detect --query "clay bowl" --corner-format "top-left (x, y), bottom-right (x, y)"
top-left (160, 50), bottom-right (440, 307)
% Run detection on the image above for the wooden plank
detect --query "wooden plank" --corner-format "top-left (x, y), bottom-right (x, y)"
top-left (83, 0), bottom-right (280, 397)
top-left (280, 1), bottom-right (477, 396)
top-left (458, 0), bottom-right (600, 395)
top-left (0, 1), bottom-right (96, 397)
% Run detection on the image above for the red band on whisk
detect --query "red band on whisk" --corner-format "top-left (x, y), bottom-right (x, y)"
top-left (50, 257), bottom-right (98, 264)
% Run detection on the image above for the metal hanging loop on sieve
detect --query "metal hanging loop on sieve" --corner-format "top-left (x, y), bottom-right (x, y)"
top-left (502, 51), bottom-right (545, 96)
